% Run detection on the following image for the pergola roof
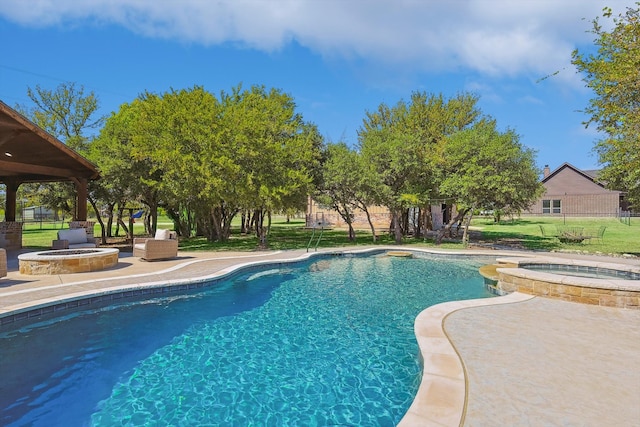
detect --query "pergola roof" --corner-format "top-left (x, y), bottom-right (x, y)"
top-left (0, 99), bottom-right (100, 184)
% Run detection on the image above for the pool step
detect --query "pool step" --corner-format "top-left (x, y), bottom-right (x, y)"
top-left (386, 251), bottom-right (413, 258)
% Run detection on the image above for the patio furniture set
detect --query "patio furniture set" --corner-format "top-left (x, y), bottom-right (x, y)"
top-left (539, 225), bottom-right (606, 244)
top-left (51, 227), bottom-right (178, 261)
top-left (13, 227), bottom-right (180, 276)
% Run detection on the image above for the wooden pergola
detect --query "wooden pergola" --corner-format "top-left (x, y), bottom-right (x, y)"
top-left (0, 99), bottom-right (100, 248)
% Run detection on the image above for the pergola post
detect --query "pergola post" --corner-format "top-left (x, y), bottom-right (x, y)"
top-left (4, 178), bottom-right (19, 222)
top-left (1, 178), bottom-right (23, 249)
top-left (74, 177), bottom-right (88, 221)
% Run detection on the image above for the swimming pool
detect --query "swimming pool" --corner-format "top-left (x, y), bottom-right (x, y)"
top-left (0, 252), bottom-right (495, 426)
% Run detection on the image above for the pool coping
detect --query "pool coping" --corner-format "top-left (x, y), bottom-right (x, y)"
top-left (397, 291), bottom-right (535, 426)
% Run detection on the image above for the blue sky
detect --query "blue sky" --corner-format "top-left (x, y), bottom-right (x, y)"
top-left (0, 0), bottom-right (630, 171)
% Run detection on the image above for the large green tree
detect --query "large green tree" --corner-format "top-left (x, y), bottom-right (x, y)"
top-left (112, 84), bottom-right (321, 247)
top-left (358, 91), bottom-right (481, 243)
top-left (219, 85), bottom-right (322, 248)
top-left (22, 82), bottom-right (103, 149)
top-left (572, 4), bottom-right (640, 207)
top-left (130, 87), bottom-right (225, 239)
top-left (89, 99), bottom-right (161, 241)
top-left (316, 142), bottom-right (379, 241)
top-left (438, 119), bottom-right (543, 244)
top-left (18, 82), bottom-right (103, 220)
top-left (359, 101), bottom-right (419, 243)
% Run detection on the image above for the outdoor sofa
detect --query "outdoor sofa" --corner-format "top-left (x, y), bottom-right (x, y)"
top-left (52, 228), bottom-right (99, 250)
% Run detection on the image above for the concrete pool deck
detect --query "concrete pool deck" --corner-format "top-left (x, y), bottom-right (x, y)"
top-left (1, 247), bottom-right (639, 426)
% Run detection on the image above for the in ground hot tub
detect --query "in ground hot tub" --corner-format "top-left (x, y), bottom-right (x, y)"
top-left (18, 248), bottom-right (119, 275)
top-left (486, 257), bottom-right (640, 309)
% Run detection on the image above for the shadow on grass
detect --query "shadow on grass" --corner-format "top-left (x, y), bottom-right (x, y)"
top-left (179, 228), bottom-right (440, 252)
top-left (181, 225), bottom-right (579, 253)
top-left (478, 230), bottom-right (560, 251)
top-left (475, 218), bottom-right (549, 227)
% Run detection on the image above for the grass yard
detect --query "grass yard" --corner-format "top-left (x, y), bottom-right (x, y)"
top-left (470, 216), bottom-right (639, 256)
top-left (16, 215), bottom-right (640, 257)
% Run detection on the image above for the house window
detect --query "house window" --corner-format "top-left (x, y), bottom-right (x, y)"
top-left (543, 199), bottom-right (561, 214)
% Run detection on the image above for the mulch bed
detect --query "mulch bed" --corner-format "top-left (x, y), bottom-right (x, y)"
top-left (99, 237), bottom-right (134, 253)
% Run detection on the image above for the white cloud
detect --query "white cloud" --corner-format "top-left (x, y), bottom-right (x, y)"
top-left (0, 0), bottom-right (630, 79)
top-left (518, 95), bottom-right (544, 105)
top-left (464, 80), bottom-right (503, 104)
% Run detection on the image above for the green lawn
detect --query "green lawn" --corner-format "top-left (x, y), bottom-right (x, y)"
top-left (17, 215), bottom-right (639, 256)
top-left (470, 216), bottom-right (639, 256)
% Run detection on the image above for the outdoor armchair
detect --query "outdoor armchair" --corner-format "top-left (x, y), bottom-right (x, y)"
top-left (538, 225), bottom-right (557, 241)
top-left (585, 225), bottom-right (607, 244)
top-left (133, 229), bottom-right (178, 261)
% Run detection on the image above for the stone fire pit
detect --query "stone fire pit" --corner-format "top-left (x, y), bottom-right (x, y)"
top-left (19, 248), bottom-right (119, 275)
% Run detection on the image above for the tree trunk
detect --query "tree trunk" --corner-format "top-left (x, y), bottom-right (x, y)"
top-left (196, 214), bottom-right (215, 240)
top-left (88, 196), bottom-right (108, 245)
top-left (415, 207), bottom-right (422, 238)
top-left (248, 211), bottom-right (257, 232)
top-left (211, 204), bottom-right (235, 242)
top-left (420, 205), bottom-right (433, 239)
top-left (347, 222), bottom-right (356, 241)
top-left (462, 210), bottom-right (474, 247)
top-left (116, 206), bottom-right (125, 237)
top-left (117, 217), bottom-right (130, 238)
top-left (267, 210), bottom-right (272, 237)
top-left (143, 213), bottom-right (150, 235)
top-left (255, 209), bottom-right (268, 249)
top-left (361, 206), bottom-right (377, 242)
top-left (240, 210), bottom-right (248, 234)
top-left (401, 208), bottom-right (409, 236)
top-left (106, 202), bottom-right (115, 238)
top-left (148, 203), bottom-right (158, 235)
top-left (165, 206), bottom-right (191, 237)
top-left (333, 203), bottom-right (355, 242)
top-left (435, 207), bottom-right (470, 245)
top-left (392, 210), bottom-right (402, 244)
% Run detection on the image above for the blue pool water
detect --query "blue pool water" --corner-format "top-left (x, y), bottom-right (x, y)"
top-left (0, 252), bottom-right (494, 426)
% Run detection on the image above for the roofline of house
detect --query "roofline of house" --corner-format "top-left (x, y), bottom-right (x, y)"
top-left (542, 162), bottom-right (606, 188)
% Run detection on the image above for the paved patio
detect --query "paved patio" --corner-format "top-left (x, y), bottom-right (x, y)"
top-left (1, 247), bottom-right (639, 426)
top-left (448, 296), bottom-right (640, 426)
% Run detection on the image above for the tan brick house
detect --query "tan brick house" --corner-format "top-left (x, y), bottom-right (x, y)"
top-left (305, 196), bottom-right (454, 231)
top-left (526, 163), bottom-right (625, 216)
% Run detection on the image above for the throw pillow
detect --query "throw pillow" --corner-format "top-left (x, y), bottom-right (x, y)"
top-left (155, 229), bottom-right (171, 240)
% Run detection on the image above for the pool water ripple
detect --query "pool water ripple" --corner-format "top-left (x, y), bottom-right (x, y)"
top-left (1, 253), bottom-right (494, 426)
